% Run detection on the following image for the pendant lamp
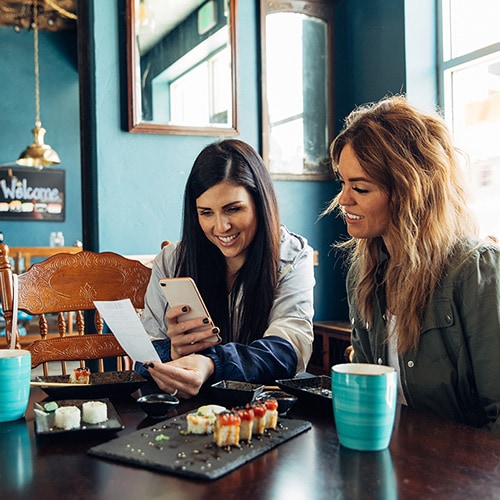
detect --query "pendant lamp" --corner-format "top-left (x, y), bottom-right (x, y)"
top-left (17, 0), bottom-right (60, 169)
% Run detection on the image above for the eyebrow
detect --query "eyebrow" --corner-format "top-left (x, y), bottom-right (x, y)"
top-left (338, 173), bottom-right (375, 183)
top-left (349, 177), bottom-right (374, 183)
top-left (197, 200), bottom-right (244, 210)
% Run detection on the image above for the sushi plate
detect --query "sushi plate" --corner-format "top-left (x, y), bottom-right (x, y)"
top-left (34, 398), bottom-right (124, 436)
top-left (89, 411), bottom-right (312, 480)
top-left (34, 370), bottom-right (147, 399)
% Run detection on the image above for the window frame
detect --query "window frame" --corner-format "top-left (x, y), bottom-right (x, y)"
top-left (437, 0), bottom-right (500, 240)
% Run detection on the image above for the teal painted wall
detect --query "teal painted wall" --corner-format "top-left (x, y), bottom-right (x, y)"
top-left (334, 0), bottom-right (406, 125)
top-left (87, 0), bottom-right (348, 320)
top-left (0, 0), bottom-right (436, 322)
top-left (0, 28), bottom-right (82, 247)
top-left (333, 0), bottom-right (436, 121)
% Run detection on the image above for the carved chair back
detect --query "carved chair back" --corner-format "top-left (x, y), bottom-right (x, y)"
top-left (0, 243), bottom-right (152, 375)
top-left (8, 245), bottom-right (83, 274)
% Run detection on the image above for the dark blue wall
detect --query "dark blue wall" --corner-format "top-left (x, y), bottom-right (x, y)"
top-left (334, 0), bottom-right (406, 126)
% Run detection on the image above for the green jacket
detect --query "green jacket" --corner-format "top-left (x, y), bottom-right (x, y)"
top-left (348, 240), bottom-right (500, 435)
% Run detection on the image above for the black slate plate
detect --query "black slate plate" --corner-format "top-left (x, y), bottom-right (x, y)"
top-left (35, 370), bottom-right (147, 399)
top-left (34, 398), bottom-right (124, 436)
top-left (276, 376), bottom-right (332, 405)
top-left (88, 412), bottom-right (312, 480)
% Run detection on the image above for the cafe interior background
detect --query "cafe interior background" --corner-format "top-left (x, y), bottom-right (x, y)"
top-left (0, 0), bottom-right (498, 323)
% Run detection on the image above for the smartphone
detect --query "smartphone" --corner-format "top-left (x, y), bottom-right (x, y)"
top-left (159, 277), bottom-right (213, 331)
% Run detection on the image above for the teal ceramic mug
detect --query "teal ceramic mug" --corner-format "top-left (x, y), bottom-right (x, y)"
top-left (0, 349), bottom-right (31, 422)
top-left (332, 363), bottom-right (397, 451)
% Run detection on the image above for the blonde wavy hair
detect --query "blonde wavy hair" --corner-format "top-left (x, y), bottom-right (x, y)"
top-left (325, 95), bottom-right (478, 353)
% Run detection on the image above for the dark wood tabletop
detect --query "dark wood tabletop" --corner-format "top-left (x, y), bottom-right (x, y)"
top-left (1, 385), bottom-right (499, 499)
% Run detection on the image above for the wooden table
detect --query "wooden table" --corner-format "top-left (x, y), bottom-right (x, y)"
top-left (1, 385), bottom-right (499, 499)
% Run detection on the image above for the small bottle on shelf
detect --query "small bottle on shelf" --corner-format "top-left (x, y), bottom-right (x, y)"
top-left (50, 231), bottom-right (65, 247)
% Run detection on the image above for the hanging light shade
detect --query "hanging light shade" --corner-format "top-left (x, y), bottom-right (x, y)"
top-left (17, 0), bottom-right (60, 169)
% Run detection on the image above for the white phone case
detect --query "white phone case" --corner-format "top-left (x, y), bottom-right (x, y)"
top-left (159, 277), bottom-right (212, 326)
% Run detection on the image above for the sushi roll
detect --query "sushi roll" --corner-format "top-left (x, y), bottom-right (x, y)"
top-left (70, 367), bottom-right (91, 384)
top-left (251, 402), bottom-right (267, 435)
top-left (213, 410), bottom-right (241, 447)
top-left (262, 397), bottom-right (279, 430)
top-left (186, 404), bottom-right (226, 434)
top-left (54, 406), bottom-right (81, 430)
top-left (82, 401), bottom-right (108, 424)
top-left (233, 405), bottom-right (254, 442)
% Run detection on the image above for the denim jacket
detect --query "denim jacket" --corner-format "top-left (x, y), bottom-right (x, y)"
top-left (139, 226), bottom-right (315, 384)
top-left (349, 240), bottom-right (500, 434)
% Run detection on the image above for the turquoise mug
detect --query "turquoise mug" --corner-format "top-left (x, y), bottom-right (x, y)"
top-left (332, 363), bottom-right (397, 451)
top-left (0, 349), bottom-right (31, 422)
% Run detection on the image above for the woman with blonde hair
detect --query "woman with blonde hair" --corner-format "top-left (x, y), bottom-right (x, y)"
top-left (326, 95), bottom-right (500, 433)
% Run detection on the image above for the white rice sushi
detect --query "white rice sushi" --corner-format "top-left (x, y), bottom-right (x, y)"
top-left (213, 410), bottom-right (241, 447)
top-left (82, 401), bottom-right (108, 424)
top-left (262, 398), bottom-right (279, 430)
top-left (186, 404), bottom-right (227, 434)
top-left (54, 406), bottom-right (81, 430)
top-left (233, 406), bottom-right (254, 442)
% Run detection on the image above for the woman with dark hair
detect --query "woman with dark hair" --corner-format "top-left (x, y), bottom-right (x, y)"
top-left (325, 95), bottom-right (500, 434)
top-left (140, 139), bottom-right (315, 398)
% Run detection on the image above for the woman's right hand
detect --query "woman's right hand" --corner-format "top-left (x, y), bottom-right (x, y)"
top-left (166, 305), bottom-right (221, 359)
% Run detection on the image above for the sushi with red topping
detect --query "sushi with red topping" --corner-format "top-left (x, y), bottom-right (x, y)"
top-left (213, 410), bottom-right (241, 447)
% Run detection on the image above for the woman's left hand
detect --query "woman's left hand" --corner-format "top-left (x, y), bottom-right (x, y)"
top-left (143, 354), bottom-right (215, 399)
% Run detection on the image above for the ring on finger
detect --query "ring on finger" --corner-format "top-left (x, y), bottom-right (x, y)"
top-left (171, 389), bottom-right (178, 397)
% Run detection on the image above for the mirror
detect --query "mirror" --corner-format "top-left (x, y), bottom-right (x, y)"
top-left (126, 0), bottom-right (238, 135)
top-left (261, 0), bottom-right (334, 180)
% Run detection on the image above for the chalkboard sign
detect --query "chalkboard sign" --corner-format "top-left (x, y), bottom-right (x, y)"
top-left (0, 166), bottom-right (65, 221)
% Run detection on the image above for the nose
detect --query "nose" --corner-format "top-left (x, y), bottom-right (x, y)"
top-left (338, 185), bottom-right (353, 207)
top-left (214, 213), bottom-right (230, 233)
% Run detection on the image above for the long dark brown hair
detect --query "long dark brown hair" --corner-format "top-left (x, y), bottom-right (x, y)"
top-left (175, 139), bottom-right (281, 344)
top-left (325, 96), bottom-right (478, 353)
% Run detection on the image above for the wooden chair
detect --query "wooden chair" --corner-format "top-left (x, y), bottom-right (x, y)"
top-left (8, 245), bottom-right (83, 274)
top-left (0, 243), bottom-right (152, 376)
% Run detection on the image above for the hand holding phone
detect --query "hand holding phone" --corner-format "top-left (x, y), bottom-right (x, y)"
top-left (159, 277), bottom-right (213, 332)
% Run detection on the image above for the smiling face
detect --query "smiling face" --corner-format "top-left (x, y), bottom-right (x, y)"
top-left (196, 180), bottom-right (258, 273)
top-left (337, 144), bottom-right (391, 246)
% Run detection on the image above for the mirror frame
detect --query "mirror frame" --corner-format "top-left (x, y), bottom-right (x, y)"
top-left (260, 0), bottom-right (334, 180)
top-left (125, 0), bottom-right (239, 135)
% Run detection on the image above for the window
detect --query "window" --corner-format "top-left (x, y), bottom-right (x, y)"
top-left (439, 0), bottom-right (500, 240)
top-left (170, 47), bottom-right (231, 127)
top-left (146, 26), bottom-right (232, 129)
top-left (261, 0), bottom-right (334, 180)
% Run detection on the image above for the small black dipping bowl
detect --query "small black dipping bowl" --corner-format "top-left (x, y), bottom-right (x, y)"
top-left (210, 380), bottom-right (264, 406)
top-left (257, 390), bottom-right (298, 415)
top-left (136, 393), bottom-right (179, 418)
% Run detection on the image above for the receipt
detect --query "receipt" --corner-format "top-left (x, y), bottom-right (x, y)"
top-left (94, 299), bottom-right (161, 363)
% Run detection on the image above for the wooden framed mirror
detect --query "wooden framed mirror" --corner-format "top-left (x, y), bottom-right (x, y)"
top-left (126, 0), bottom-right (239, 135)
top-left (261, 0), bottom-right (334, 179)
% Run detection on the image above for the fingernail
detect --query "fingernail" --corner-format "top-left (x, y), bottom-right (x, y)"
top-left (182, 306), bottom-right (188, 312)
top-left (203, 317), bottom-right (209, 324)
top-left (212, 327), bottom-right (219, 334)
